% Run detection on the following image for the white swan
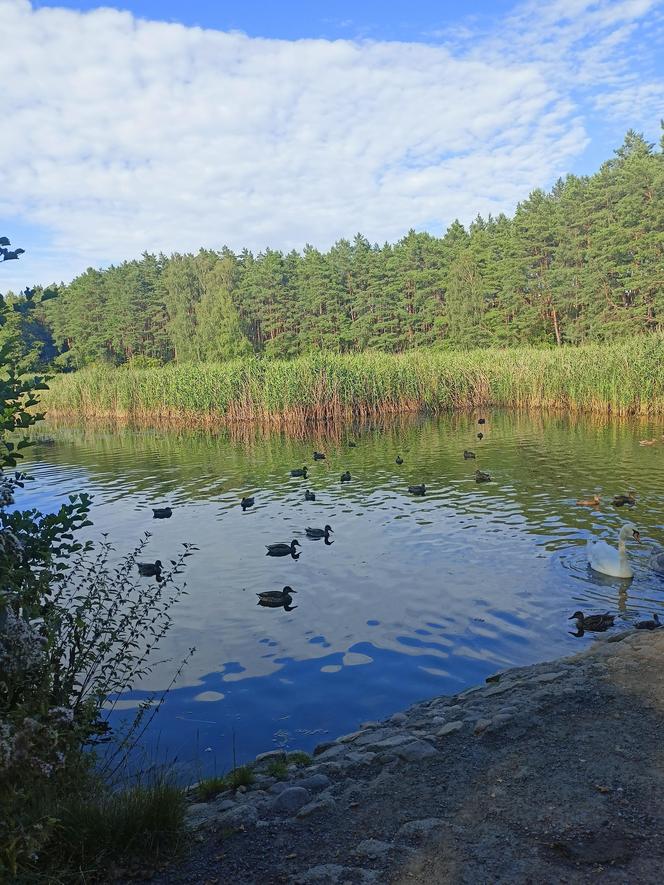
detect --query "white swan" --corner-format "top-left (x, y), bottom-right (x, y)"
top-left (588, 523), bottom-right (641, 578)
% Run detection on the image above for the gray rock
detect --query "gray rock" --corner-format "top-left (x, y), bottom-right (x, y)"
top-left (474, 718), bottom-right (492, 735)
top-left (296, 773), bottom-right (331, 793)
top-left (272, 786), bottom-right (311, 815)
top-left (313, 741), bottom-right (335, 756)
top-left (354, 727), bottom-right (396, 746)
top-left (396, 817), bottom-right (443, 843)
top-left (255, 749), bottom-right (287, 764)
top-left (531, 670), bottom-right (565, 684)
top-left (295, 865), bottom-right (379, 885)
top-left (315, 743), bottom-right (349, 761)
top-left (395, 740), bottom-right (437, 762)
top-left (389, 712), bottom-right (407, 725)
top-left (346, 750), bottom-right (377, 765)
top-left (353, 838), bottom-right (392, 859)
top-left (212, 797), bottom-right (236, 812)
top-left (437, 720), bottom-right (464, 736)
top-left (369, 733), bottom-right (412, 750)
top-left (337, 729), bottom-right (364, 743)
top-left (296, 794), bottom-right (337, 818)
top-left (269, 781), bottom-right (290, 794)
top-left (218, 803), bottom-right (258, 829)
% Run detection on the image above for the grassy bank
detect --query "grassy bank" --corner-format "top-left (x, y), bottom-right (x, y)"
top-left (41, 338), bottom-right (664, 423)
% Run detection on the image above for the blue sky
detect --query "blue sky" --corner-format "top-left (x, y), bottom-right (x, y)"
top-left (2, 0), bottom-right (663, 290)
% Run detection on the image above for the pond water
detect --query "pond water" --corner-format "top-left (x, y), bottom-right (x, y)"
top-left (21, 411), bottom-right (664, 780)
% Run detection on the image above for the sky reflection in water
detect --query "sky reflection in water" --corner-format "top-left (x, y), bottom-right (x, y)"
top-left (22, 411), bottom-right (664, 778)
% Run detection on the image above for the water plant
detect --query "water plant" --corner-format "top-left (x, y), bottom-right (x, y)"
top-left (41, 338), bottom-right (664, 424)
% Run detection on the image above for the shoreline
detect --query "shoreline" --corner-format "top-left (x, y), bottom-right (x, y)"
top-left (157, 627), bottom-right (664, 884)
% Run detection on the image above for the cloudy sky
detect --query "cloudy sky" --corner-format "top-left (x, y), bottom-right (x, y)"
top-left (1, 0), bottom-right (662, 290)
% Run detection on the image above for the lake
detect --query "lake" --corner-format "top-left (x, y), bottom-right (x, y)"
top-left (21, 410), bottom-right (664, 780)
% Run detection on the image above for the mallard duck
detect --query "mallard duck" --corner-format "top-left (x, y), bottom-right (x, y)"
top-left (137, 559), bottom-right (163, 577)
top-left (152, 507), bottom-right (172, 519)
top-left (635, 613), bottom-right (661, 630)
top-left (306, 524), bottom-right (333, 539)
top-left (396, 455), bottom-right (403, 465)
top-left (241, 496), bottom-right (255, 510)
top-left (477, 432), bottom-right (484, 440)
top-left (478, 418), bottom-right (486, 425)
top-left (304, 489), bottom-right (316, 501)
top-left (475, 470), bottom-right (491, 483)
top-left (576, 494), bottom-right (601, 507)
top-left (266, 540), bottom-right (301, 557)
top-left (313, 451), bottom-right (326, 460)
top-left (408, 484), bottom-right (426, 495)
top-left (588, 523), bottom-right (640, 578)
top-left (291, 467), bottom-right (308, 478)
top-left (257, 586), bottom-right (297, 607)
top-left (463, 450), bottom-right (476, 459)
top-left (612, 492), bottom-right (636, 507)
top-left (568, 610), bottom-right (615, 631)
top-left (639, 439), bottom-right (658, 446)
top-left (340, 471), bottom-right (351, 482)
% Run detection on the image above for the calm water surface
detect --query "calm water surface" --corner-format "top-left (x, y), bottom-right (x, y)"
top-left (22, 411), bottom-right (664, 778)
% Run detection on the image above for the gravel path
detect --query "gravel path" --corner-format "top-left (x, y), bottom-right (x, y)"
top-left (154, 630), bottom-right (664, 884)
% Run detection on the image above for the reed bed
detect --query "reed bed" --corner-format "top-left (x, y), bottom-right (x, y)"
top-left (41, 338), bottom-right (664, 425)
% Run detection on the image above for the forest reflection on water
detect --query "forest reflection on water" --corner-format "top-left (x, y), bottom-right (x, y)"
top-left (22, 410), bottom-right (664, 778)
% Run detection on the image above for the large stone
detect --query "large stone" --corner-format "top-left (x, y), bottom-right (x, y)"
top-left (218, 804), bottom-right (258, 829)
top-left (296, 794), bottom-right (337, 818)
top-left (272, 786), bottom-right (311, 815)
top-left (353, 838), bottom-right (392, 859)
top-left (255, 749), bottom-right (287, 764)
top-left (297, 773), bottom-right (331, 793)
top-left (473, 718), bottom-right (492, 735)
top-left (395, 740), bottom-right (437, 762)
top-left (437, 720), bottom-right (464, 736)
top-left (531, 670), bottom-right (566, 684)
top-left (396, 818), bottom-right (443, 844)
top-left (368, 734), bottom-right (412, 751)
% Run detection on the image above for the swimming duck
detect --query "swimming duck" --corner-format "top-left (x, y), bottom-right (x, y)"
top-left (477, 432), bottom-right (484, 440)
top-left (152, 507), bottom-right (173, 519)
top-left (464, 450), bottom-right (476, 459)
top-left (478, 418), bottom-right (486, 425)
top-left (408, 484), bottom-right (426, 495)
top-left (305, 524), bottom-right (333, 539)
top-left (568, 611), bottom-right (615, 632)
top-left (304, 489), bottom-right (316, 501)
top-left (588, 522), bottom-right (640, 578)
top-left (635, 613), bottom-right (661, 630)
top-left (612, 492), bottom-right (636, 507)
top-left (396, 455), bottom-right (403, 465)
top-left (241, 496), bottom-right (255, 510)
top-left (137, 559), bottom-right (163, 577)
top-left (313, 451), bottom-right (326, 460)
top-left (340, 471), bottom-right (351, 482)
top-left (266, 540), bottom-right (301, 557)
top-left (576, 494), bottom-right (601, 507)
top-left (291, 467), bottom-right (308, 478)
top-left (475, 470), bottom-right (491, 483)
top-left (257, 586), bottom-right (297, 607)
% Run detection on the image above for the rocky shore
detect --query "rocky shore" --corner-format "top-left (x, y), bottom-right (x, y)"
top-left (155, 629), bottom-right (664, 884)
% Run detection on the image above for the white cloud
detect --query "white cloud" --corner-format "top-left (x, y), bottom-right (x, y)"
top-left (0, 0), bottom-right (660, 289)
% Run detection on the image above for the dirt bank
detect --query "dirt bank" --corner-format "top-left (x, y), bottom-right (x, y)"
top-left (154, 629), bottom-right (664, 884)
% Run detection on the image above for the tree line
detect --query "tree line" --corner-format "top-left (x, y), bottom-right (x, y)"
top-left (5, 128), bottom-right (663, 369)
